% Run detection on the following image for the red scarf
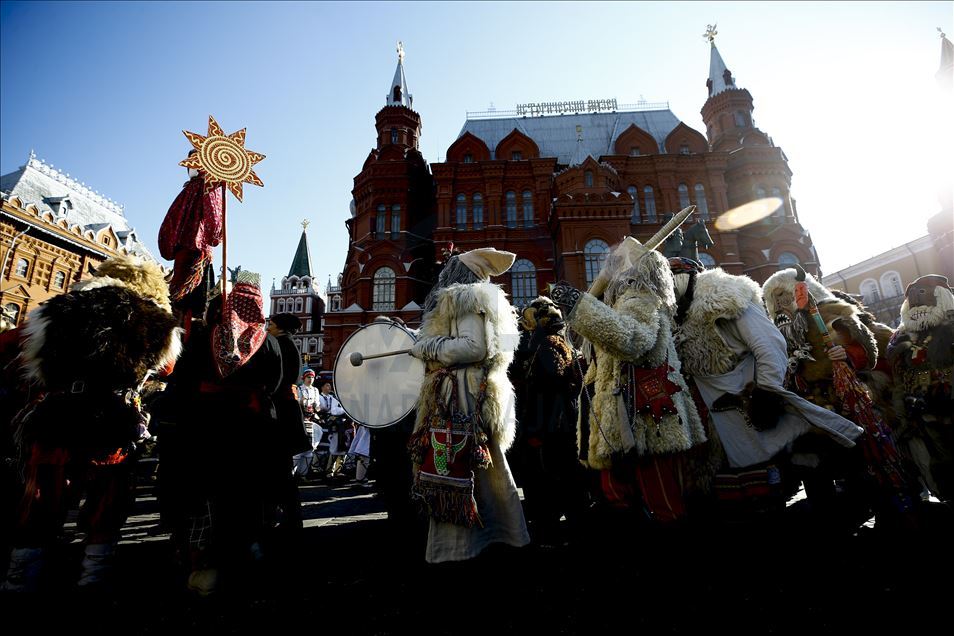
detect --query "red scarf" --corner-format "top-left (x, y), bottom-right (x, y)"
top-left (211, 282), bottom-right (266, 378)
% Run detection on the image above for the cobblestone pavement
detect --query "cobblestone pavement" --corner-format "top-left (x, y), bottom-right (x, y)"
top-left (3, 473), bottom-right (953, 635)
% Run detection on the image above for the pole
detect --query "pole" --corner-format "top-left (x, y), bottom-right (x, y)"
top-left (220, 184), bottom-right (228, 325)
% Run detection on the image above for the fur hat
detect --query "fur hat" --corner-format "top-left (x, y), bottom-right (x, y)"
top-left (762, 267), bottom-right (833, 318)
top-left (76, 254), bottom-right (172, 313)
top-left (458, 248), bottom-right (516, 279)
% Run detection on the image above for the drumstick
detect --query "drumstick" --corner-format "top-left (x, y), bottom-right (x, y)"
top-left (349, 349), bottom-right (412, 367)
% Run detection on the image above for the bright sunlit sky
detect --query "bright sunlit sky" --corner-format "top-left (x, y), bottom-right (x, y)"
top-left (2, 1), bottom-right (952, 288)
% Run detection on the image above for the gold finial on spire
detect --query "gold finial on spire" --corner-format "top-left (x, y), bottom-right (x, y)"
top-left (397, 40), bottom-right (405, 63)
top-left (302, 219), bottom-right (310, 231)
top-left (704, 24), bottom-right (718, 44)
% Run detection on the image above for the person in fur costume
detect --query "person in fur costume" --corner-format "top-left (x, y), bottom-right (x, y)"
top-left (886, 274), bottom-right (954, 501)
top-left (762, 268), bottom-right (919, 522)
top-left (550, 233), bottom-right (706, 523)
top-left (3, 255), bottom-right (181, 591)
top-left (407, 248), bottom-right (530, 563)
top-left (510, 296), bottom-right (585, 546)
top-left (668, 259), bottom-right (862, 512)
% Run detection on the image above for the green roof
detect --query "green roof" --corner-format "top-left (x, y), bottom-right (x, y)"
top-left (287, 230), bottom-right (313, 277)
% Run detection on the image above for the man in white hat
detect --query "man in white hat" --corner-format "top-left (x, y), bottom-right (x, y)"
top-left (407, 248), bottom-right (530, 563)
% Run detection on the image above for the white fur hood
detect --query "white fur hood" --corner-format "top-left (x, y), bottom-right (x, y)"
top-left (685, 268), bottom-right (762, 325)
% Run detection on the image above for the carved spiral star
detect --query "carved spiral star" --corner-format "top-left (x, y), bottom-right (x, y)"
top-left (180, 115), bottom-right (265, 201)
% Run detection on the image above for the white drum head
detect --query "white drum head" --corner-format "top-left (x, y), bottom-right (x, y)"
top-left (333, 322), bottom-right (423, 428)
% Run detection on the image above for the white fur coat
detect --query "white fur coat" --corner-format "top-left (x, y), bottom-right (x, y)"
top-left (568, 285), bottom-right (706, 470)
top-left (410, 282), bottom-right (520, 450)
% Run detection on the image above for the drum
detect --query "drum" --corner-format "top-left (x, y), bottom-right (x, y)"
top-left (333, 321), bottom-right (423, 428)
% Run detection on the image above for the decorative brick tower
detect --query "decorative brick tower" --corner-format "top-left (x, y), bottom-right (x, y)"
top-left (322, 42), bottom-right (436, 370)
top-left (269, 220), bottom-right (325, 372)
top-left (699, 26), bottom-right (822, 280)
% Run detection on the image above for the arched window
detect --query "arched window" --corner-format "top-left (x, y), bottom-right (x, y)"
top-left (331, 295), bottom-right (341, 312)
top-left (860, 279), bottom-right (881, 305)
top-left (372, 267), bottom-right (396, 311)
top-left (463, 154), bottom-right (474, 163)
top-left (393, 86), bottom-right (402, 103)
top-left (771, 187), bottom-right (784, 218)
top-left (584, 239), bottom-right (610, 286)
top-left (278, 299), bottom-right (286, 313)
top-left (473, 193), bottom-right (484, 229)
top-left (881, 271), bottom-right (904, 298)
top-left (734, 111), bottom-right (747, 127)
top-left (510, 259), bottom-right (537, 308)
top-left (777, 252), bottom-right (799, 268)
top-left (295, 298), bottom-right (304, 313)
top-left (375, 204), bottom-right (386, 237)
top-left (522, 190), bottom-right (534, 226)
top-left (505, 191), bottom-right (517, 228)
top-left (694, 184), bottom-right (709, 220)
top-left (390, 127), bottom-right (398, 144)
top-left (309, 338), bottom-right (319, 354)
top-left (456, 194), bottom-right (467, 230)
top-left (3, 303), bottom-right (21, 326)
top-left (584, 171), bottom-right (594, 187)
top-left (643, 186), bottom-right (657, 222)
top-left (391, 204), bottom-right (401, 238)
top-left (15, 258), bottom-right (29, 277)
top-left (678, 183), bottom-right (690, 209)
top-left (755, 185), bottom-right (767, 199)
top-left (293, 339), bottom-right (302, 352)
top-left (698, 252), bottom-right (716, 268)
top-left (627, 186), bottom-right (640, 223)
top-left (679, 144), bottom-right (690, 155)
top-left (53, 271), bottom-right (66, 288)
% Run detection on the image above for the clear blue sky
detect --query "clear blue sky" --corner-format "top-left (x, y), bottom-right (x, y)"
top-left (2, 1), bottom-right (951, 288)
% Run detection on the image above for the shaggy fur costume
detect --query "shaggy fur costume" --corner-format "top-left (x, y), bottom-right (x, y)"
top-left (21, 267), bottom-right (181, 392)
top-left (887, 282), bottom-right (954, 499)
top-left (413, 281), bottom-right (519, 450)
top-left (674, 268), bottom-right (762, 377)
top-left (763, 269), bottom-right (879, 388)
top-left (568, 250), bottom-right (705, 470)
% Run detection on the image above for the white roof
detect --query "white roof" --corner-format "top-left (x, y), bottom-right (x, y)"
top-left (460, 108), bottom-right (682, 163)
top-left (0, 153), bottom-right (155, 260)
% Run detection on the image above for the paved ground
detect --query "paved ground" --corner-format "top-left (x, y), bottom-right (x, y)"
top-left (2, 472), bottom-right (953, 635)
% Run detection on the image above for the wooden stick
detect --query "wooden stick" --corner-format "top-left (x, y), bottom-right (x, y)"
top-left (220, 184), bottom-right (227, 325)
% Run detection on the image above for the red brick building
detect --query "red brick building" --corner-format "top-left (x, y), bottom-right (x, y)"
top-left (322, 39), bottom-right (823, 370)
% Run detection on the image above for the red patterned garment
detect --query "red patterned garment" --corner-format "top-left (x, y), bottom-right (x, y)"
top-left (211, 282), bottom-right (267, 378)
top-left (159, 176), bottom-right (224, 301)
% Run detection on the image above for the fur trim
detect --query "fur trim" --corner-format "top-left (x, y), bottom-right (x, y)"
top-left (899, 285), bottom-right (954, 333)
top-left (80, 255), bottom-right (172, 312)
top-left (818, 299), bottom-right (878, 371)
top-left (675, 269), bottom-right (763, 376)
top-left (762, 268), bottom-right (833, 318)
top-left (414, 282), bottom-right (520, 450)
top-left (20, 286), bottom-right (181, 390)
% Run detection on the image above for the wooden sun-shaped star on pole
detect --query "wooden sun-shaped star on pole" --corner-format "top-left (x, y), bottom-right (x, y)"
top-left (180, 115), bottom-right (265, 202)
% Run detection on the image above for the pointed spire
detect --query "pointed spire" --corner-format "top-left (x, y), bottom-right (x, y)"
top-left (704, 25), bottom-right (737, 98)
top-left (288, 228), bottom-right (314, 277)
top-left (937, 27), bottom-right (953, 90)
top-left (386, 41), bottom-right (413, 108)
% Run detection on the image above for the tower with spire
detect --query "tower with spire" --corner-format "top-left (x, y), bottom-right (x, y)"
top-left (321, 42), bottom-right (436, 370)
top-left (269, 219), bottom-right (325, 371)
